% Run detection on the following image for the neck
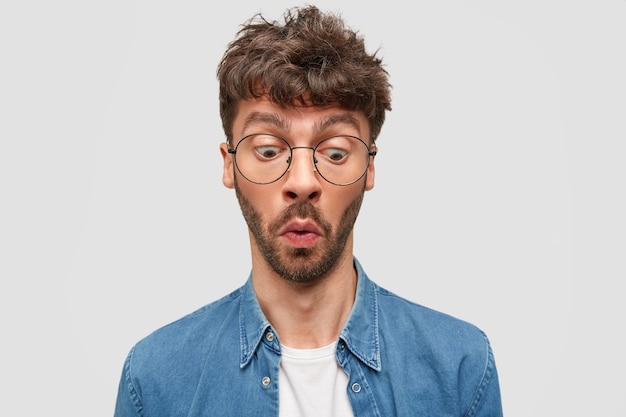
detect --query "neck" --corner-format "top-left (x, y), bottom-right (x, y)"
top-left (251, 250), bottom-right (357, 349)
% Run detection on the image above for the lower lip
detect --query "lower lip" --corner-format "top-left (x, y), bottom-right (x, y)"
top-left (281, 231), bottom-right (321, 248)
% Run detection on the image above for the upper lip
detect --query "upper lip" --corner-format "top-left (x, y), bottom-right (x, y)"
top-left (278, 219), bottom-right (323, 236)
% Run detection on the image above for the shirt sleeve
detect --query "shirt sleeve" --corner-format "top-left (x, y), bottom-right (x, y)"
top-left (114, 347), bottom-right (143, 417)
top-left (464, 334), bottom-right (503, 417)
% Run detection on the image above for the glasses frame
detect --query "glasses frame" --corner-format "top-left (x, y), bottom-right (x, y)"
top-left (228, 133), bottom-right (377, 186)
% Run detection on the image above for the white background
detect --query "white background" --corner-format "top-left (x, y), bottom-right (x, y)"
top-left (1, 0), bottom-right (625, 416)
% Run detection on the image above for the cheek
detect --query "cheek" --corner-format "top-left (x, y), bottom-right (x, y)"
top-left (235, 179), bottom-right (281, 216)
top-left (325, 186), bottom-right (364, 218)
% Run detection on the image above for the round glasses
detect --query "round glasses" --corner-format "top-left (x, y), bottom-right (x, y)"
top-left (228, 133), bottom-right (376, 186)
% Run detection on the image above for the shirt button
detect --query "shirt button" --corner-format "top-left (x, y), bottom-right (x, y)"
top-left (351, 383), bottom-right (362, 393)
top-left (265, 332), bottom-right (274, 342)
top-left (262, 376), bottom-right (271, 387)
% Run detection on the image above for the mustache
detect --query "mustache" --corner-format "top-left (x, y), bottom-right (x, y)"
top-left (269, 203), bottom-right (331, 235)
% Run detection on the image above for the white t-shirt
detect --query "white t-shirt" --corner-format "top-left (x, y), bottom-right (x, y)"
top-left (279, 342), bottom-right (354, 417)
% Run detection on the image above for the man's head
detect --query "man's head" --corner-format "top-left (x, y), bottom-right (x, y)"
top-left (218, 6), bottom-right (392, 283)
top-left (217, 5), bottom-right (391, 144)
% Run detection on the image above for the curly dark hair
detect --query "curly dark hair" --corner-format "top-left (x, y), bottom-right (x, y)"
top-left (217, 5), bottom-right (392, 144)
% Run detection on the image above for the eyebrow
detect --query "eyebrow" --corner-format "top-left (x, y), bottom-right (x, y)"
top-left (315, 113), bottom-right (362, 136)
top-left (240, 110), bottom-right (363, 137)
top-left (241, 112), bottom-right (290, 133)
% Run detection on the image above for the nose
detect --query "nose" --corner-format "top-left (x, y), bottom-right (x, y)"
top-left (283, 147), bottom-right (321, 202)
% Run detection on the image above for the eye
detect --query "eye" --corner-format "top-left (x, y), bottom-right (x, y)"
top-left (317, 136), bottom-right (355, 164)
top-left (321, 148), bottom-right (348, 162)
top-left (255, 145), bottom-right (281, 159)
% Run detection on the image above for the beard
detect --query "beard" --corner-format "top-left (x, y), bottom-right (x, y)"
top-left (234, 178), bottom-right (365, 283)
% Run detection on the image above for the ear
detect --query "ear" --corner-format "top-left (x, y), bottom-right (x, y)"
top-left (365, 147), bottom-right (376, 191)
top-left (220, 142), bottom-right (235, 189)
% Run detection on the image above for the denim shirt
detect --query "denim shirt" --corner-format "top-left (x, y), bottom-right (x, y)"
top-left (115, 259), bottom-right (503, 416)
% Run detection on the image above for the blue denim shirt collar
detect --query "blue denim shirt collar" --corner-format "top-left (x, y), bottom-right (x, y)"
top-left (238, 277), bottom-right (272, 368)
top-left (339, 258), bottom-right (382, 371)
top-left (238, 258), bottom-right (381, 371)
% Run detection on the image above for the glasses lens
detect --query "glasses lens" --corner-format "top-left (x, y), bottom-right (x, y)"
top-left (234, 134), bottom-right (291, 184)
top-left (314, 136), bottom-right (371, 185)
top-left (233, 134), bottom-right (372, 185)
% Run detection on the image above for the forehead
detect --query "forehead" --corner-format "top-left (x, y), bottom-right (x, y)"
top-left (233, 97), bottom-right (370, 139)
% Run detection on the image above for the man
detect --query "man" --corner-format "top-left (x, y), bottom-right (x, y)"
top-left (114, 5), bottom-right (503, 417)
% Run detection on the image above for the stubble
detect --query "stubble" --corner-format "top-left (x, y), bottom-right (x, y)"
top-left (234, 178), bottom-right (365, 283)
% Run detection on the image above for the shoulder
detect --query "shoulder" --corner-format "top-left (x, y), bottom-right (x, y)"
top-left (128, 286), bottom-right (244, 368)
top-left (375, 283), bottom-right (491, 356)
top-left (115, 287), bottom-right (246, 414)
top-left (374, 283), bottom-right (500, 412)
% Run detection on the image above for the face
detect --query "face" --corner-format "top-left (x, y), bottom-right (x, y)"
top-left (220, 97), bottom-right (376, 283)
